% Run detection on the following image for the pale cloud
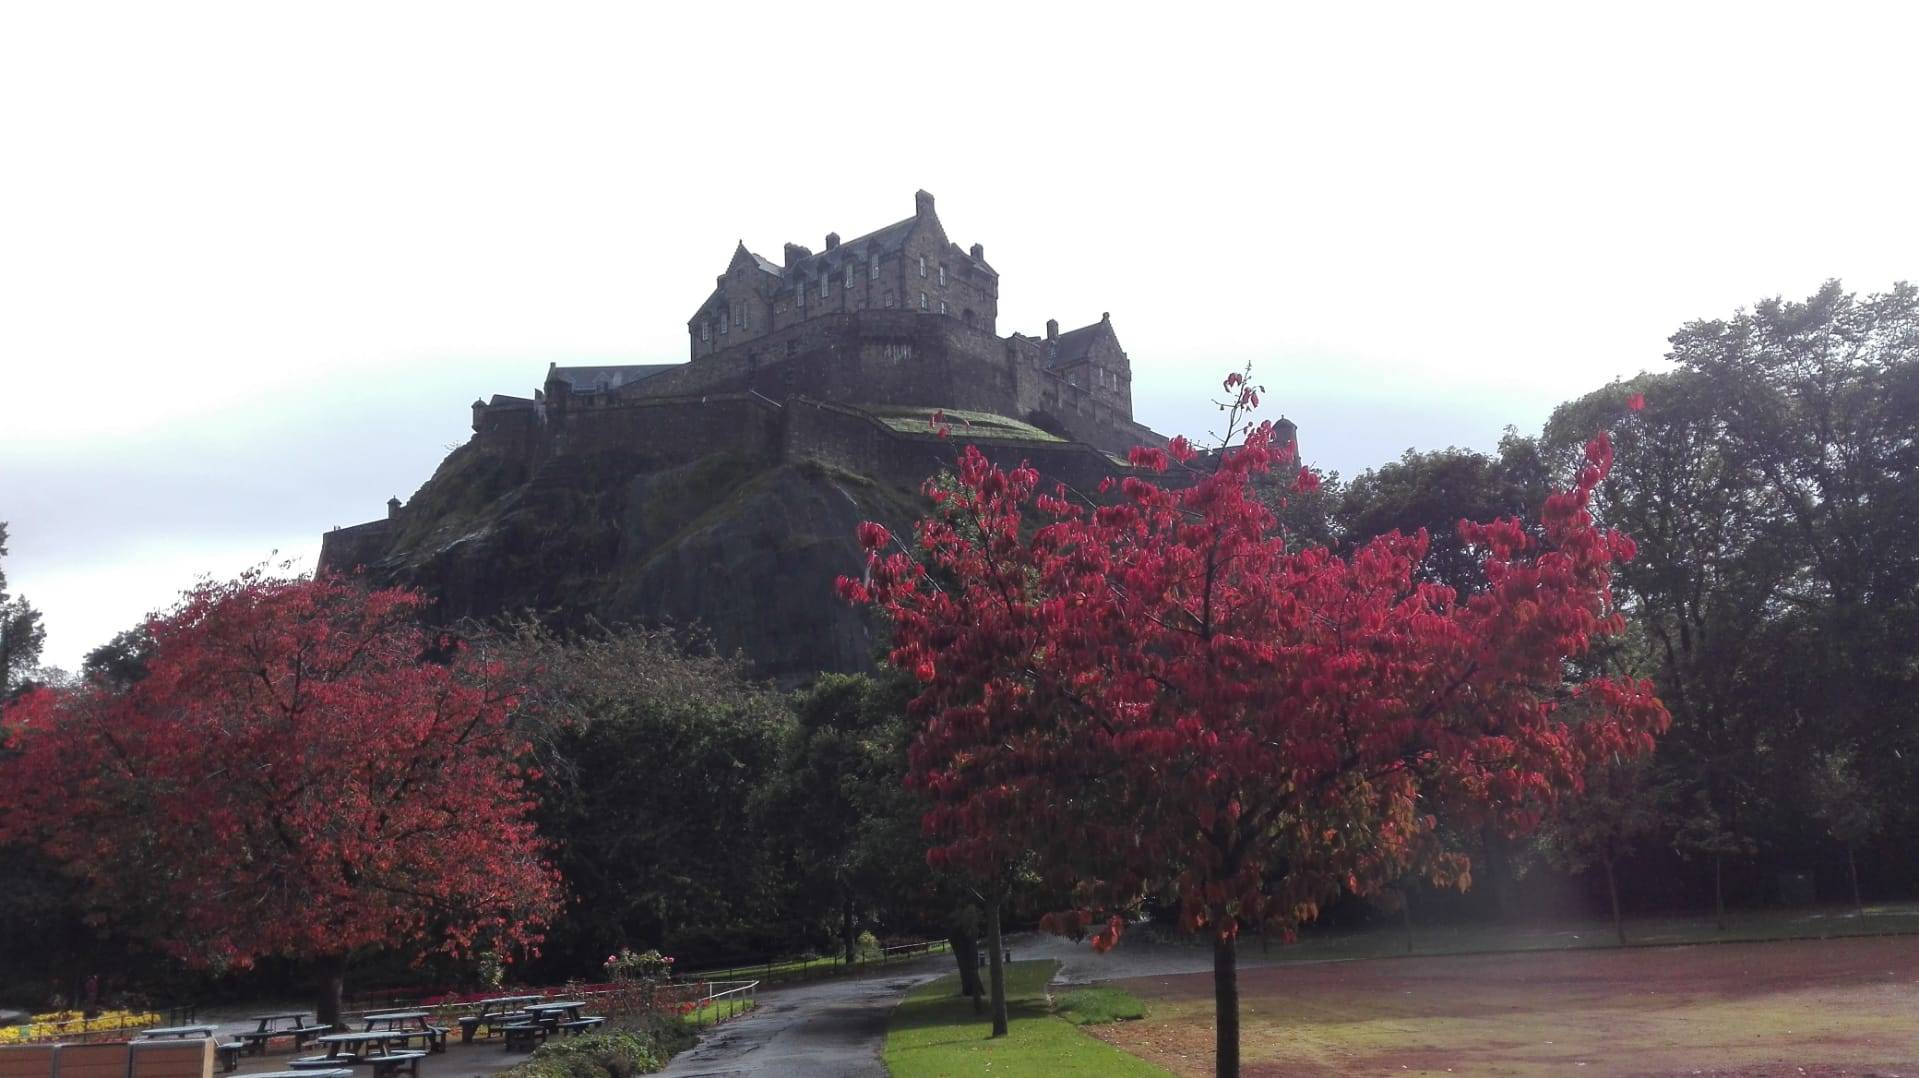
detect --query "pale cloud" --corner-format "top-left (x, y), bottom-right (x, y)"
top-left (3, 1), bottom-right (1915, 666)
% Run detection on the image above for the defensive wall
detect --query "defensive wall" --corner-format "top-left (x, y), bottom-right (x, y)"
top-left (553, 310), bottom-right (1158, 458)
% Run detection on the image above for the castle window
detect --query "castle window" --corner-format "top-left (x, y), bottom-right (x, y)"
top-left (939, 300), bottom-right (947, 315)
top-left (845, 263), bottom-right (854, 288)
top-left (820, 275), bottom-right (829, 297)
top-left (919, 291), bottom-right (928, 311)
top-left (938, 265), bottom-right (946, 286)
top-left (870, 257), bottom-right (879, 279)
top-left (719, 316), bottom-right (727, 335)
top-left (918, 255), bottom-right (926, 278)
top-left (701, 322), bottom-right (710, 342)
top-left (796, 285), bottom-right (804, 308)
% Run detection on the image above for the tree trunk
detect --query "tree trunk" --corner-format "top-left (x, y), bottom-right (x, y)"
top-left (985, 893), bottom-right (1008, 1037)
top-left (1213, 932), bottom-right (1239, 1078)
top-left (1484, 831), bottom-right (1515, 921)
top-left (842, 893), bottom-right (857, 964)
top-left (1712, 854), bottom-right (1725, 931)
top-left (1400, 889), bottom-right (1414, 954)
top-left (315, 954), bottom-right (348, 1030)
top-left (950, 929), bottom-right (984, 1002)
top-left (1604, 854), bottom-right (1625, 945)
top-left (1847, 843), bottom-right (1864, 919)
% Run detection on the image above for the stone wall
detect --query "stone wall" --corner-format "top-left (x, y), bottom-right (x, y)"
top-left (610, 311), bottom-right (1156, 457)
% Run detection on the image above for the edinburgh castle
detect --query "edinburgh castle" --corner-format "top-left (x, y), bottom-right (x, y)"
top-left (316, 192), bottom-right (1290, 677)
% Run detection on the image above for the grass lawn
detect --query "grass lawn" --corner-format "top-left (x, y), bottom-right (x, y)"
top-left (682, 997), bottom-right (755, 1027)
top-left (871, 407), bottom-right (1066, 443)
top-left (1236, 900), bottom-right (1919, 967)
top-left (885, 959), bottom-right (1170, 1077)
top-left (1095, 934), bottom-right (1919, 1076)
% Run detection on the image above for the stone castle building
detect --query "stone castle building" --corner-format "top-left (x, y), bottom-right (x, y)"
top-left (468, 189), bottom-right (1161, 457)
top-left (321, 192), bottom-right (1297, 588)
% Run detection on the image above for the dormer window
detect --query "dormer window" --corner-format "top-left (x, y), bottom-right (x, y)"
top-left (870, 257), bottom-right (879, 279)
top-left (918, 255), bottom-right (926, 278)
top-left (938, 265), bottom-right (946, 286)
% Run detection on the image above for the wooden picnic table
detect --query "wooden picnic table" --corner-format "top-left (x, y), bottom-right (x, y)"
top-left (362, 1010), bottom-right (430, 1030)
top-left (236, 1011), bottom-right (330, 1055)
top-left (301, 1031), bottom-right (426, 1076)
top-left (138, 1024), bottom-right (217, 1038)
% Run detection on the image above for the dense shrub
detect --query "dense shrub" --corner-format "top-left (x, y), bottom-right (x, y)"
top-left (498, 1026), bottom-right (693, 1078)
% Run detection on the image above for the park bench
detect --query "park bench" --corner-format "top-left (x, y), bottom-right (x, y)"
top-left (558, 1016), bottom-right (607, 1035)
top-left (501, 1023), bottom-right (547, 1052)
top-left (362, 1050), bottom-right (426, 1077)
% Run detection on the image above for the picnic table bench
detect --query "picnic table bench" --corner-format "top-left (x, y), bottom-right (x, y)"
top-left (456, 995), bottom-right (541, 1044)
top-left (236, 1012), bottom-right (331, 1056)
top-left (359, 1010), bottom-right (446, 1053)
top-left (136, 1024), bottom-right (218, 1039)
top-left (289, 1032), bottom-right (425, 1076)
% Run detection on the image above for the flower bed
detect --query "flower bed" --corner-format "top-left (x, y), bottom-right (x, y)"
top-left (0, 1009), bottom-right (164, 1044)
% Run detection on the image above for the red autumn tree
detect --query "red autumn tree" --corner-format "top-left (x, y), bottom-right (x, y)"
top-left (0, 571), bottom-right (560, 1026)
top-left (839, 374), bottom-right (1669, 1076)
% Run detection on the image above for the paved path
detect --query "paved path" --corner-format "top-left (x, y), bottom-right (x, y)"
top-left (658, 963), bottom-right (945, 1078)
top-left (1008, 929), bottom-right (1280, 985)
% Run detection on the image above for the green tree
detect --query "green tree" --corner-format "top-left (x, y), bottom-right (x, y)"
top-left (493, 621), bottom-right (793, 975)
top-left (1541, 758), bottom-right (1660, 944)
top-left (0, 522), bottom-right (47, 699)
top-left (1806, 750), bottom-right (1879, 918)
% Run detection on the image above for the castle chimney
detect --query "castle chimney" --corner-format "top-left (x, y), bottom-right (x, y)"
top-left (783, 242), bottom-right (812, 267)
top-left (914, 189), bottom-right (935, 217)
top-left (825, 232), bottom-right (840, 249)
top-left (387, 496), bottom-right (402, 519)
top-left (1046, 318), bottom-right (1058, 341)
top-left (970, 243), bottom-right (984, 261)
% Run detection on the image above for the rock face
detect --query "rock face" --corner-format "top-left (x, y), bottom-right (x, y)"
top-left (330, 437), bottom-right (930, 682)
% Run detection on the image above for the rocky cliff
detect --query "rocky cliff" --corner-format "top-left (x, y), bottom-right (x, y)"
top-left (328, 436), bottom-right (932, 682)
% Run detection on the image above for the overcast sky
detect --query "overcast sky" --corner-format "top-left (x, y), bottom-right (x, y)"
top-left (4, 2), bottom-right (1916, 671)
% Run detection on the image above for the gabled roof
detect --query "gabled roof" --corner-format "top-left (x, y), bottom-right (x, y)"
top-left (1046, 318), bottom-right (1119, 368)
top-left (780, 216), bottom-right (919, 281)
top-left (547, 364), bottom-right (678, 392)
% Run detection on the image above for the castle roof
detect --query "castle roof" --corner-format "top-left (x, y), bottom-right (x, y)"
top-left (1046, 317), bottom-right (1119, 369)
top-left (547, 364), bottom-right (678, 393)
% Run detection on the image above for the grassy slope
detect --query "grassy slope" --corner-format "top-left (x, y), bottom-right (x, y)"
top-left (884, 960), bottom-right (1169, 1078)
top-left (870, 406), bottom-right (1066, 443)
